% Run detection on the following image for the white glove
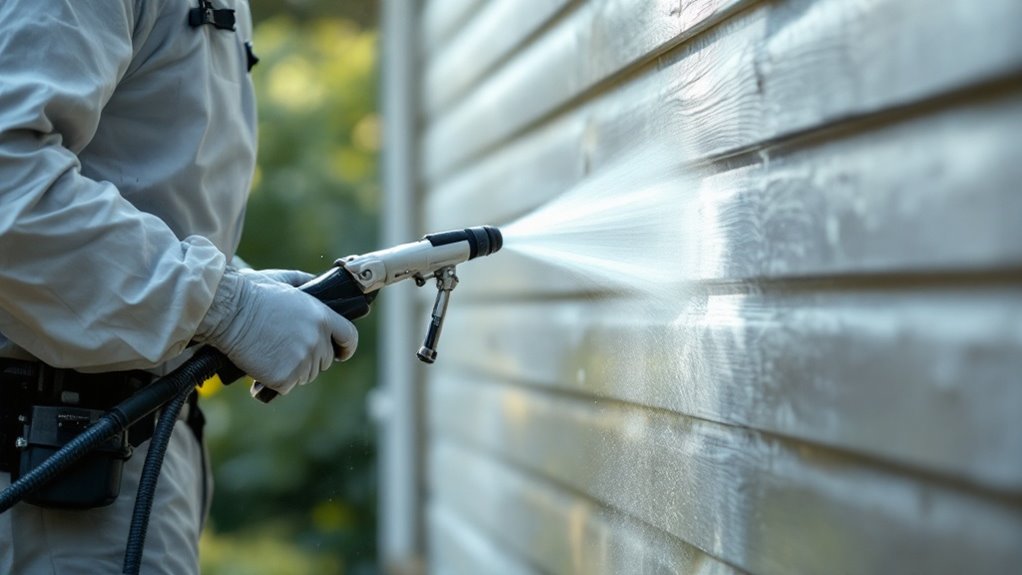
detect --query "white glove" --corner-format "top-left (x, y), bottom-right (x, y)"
top-left (196, 268), bottom-right (358, 395)
top-left (239, 268), bottom-right (315, 288)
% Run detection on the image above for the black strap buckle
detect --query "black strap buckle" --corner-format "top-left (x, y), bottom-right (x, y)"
top-left (189, 0), bottom-right (236, 31)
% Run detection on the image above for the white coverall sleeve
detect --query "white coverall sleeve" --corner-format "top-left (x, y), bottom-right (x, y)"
top-left (0, 1), bottom-right (228, 371)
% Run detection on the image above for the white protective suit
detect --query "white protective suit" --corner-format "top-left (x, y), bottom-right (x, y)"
top-left (0, 0), bottom-right (257, 572)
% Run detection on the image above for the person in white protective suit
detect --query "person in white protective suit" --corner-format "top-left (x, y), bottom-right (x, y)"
top-left (0, 1), bottom-right (359, 573)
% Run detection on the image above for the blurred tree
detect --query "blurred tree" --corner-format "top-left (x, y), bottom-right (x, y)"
top-left (199, 12), bottom-right (380, 575)
top-left (250, 0), bottom-right (377, 28)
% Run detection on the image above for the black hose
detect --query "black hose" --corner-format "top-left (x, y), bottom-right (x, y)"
top-left (122, 386), bottom-right (191, 575)
top-left (117, 348), bottom-right (238, 573)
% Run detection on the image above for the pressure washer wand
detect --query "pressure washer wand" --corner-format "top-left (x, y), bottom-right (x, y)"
top-left (249, 224), bottom-right (502, 402)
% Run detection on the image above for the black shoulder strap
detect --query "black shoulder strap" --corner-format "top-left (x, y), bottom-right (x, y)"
top-left (188, 0), bottom-right (236, 32)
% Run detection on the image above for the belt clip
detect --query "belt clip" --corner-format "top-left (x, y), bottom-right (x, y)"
top-left (189, 0), bottom-right (236, 32)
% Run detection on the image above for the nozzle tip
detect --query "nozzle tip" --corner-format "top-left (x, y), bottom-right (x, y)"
top-left (483, 225), bottom-right (502, 255)
top-left (462, 225), bottom-right (503, 258)
top-left (417, 346), bottom-right (437, 364)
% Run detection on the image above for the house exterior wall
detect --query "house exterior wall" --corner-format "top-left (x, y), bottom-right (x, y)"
top-left (390, 1), bottom-right (1022, 573)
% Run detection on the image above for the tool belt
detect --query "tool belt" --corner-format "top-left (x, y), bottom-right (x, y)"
top-left (0, 358), bottom-right (205, 509)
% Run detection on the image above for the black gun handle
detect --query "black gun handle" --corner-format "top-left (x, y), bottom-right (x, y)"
top-left (217, 362), bottom-right (247, 386)
top-left (218, 266), bottom-right (375, 403)
top-left (251, 382), bottom-right (279, 403)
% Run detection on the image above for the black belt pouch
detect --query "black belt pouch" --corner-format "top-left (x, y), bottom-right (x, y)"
top-left (13, 405), bottom-right (131, 509)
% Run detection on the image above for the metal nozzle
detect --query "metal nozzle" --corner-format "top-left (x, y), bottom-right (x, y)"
top-left (340, 225), bottom-right (502, 294)
top-left (334, 225), bottom-right (501, 364)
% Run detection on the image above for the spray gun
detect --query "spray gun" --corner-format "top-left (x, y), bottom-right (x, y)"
top-left (248, 224), bottom-right (503, 402)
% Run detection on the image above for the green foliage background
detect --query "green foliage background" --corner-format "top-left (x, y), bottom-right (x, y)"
top-left (199, 8), bottom-right (380, 575)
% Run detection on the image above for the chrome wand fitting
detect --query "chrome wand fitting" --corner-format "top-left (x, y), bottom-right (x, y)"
top-left (417, 266), bottom-right (458, 363)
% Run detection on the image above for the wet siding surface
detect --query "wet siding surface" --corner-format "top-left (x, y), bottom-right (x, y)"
top-left (412, 1), bottom-right (1022, 573)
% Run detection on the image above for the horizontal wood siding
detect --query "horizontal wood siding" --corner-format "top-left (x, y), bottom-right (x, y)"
top-left (437, 289), bottom-right (1022, 491)
top-left (419, 0), bottom-right (487, 61)
top-left (432, 440), bottom-right (744, 575)
top-left (437, 92), bottom-right (1022, 295)
top-left (423, 0), bottom-right (575, 117)
top-left (422, 0), bottom-right (1022, 183)
top-left (429, 504), bottom-right (537, 575)
top-left (430, 375), bottom-right (1022, 574)
top-left (412, 0), bottom-right (1022, 573)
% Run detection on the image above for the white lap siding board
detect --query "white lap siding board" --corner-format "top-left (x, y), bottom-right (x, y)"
top-left (409, 0), bottom-right (1022, 573)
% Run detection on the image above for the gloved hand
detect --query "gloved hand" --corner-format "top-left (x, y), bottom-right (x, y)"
top-left (195, 268), bottom-right (358, 395)
top-left (239, 268), bottom-right (315, 288)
